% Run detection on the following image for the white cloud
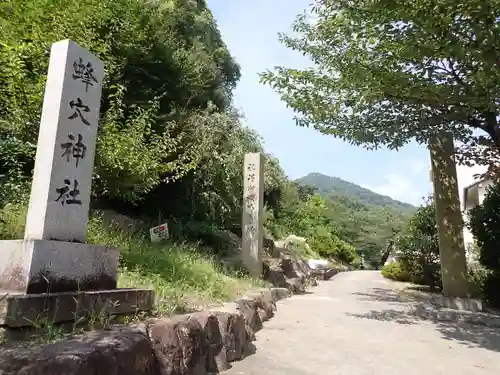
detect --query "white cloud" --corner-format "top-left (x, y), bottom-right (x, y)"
top-left (363, 174), bottom-right (425, 206)
top-left (362, 159), bottom-right (430, 206)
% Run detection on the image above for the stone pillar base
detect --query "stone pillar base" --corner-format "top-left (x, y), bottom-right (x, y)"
top-left (0, 239), bottom-right (119, 294)
top-left (0, 288), bottom-right (154, 328)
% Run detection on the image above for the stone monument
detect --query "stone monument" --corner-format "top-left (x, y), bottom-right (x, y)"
top-left (242, 152), bottom-right (264, 278)
top-left (429, 133), bottom-right (469, 298)
top-left (0, 40), bottom-right (152, 328)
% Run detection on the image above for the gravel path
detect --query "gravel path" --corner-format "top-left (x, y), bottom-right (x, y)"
top-left (225, 271), bottom-right (500, 375)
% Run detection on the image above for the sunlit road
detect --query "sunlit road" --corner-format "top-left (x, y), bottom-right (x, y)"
top-left (225, 271), bottom-right (500, 375)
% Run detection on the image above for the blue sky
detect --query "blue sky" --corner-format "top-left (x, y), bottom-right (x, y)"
top-left (207, 0), bottom-right (432, 206)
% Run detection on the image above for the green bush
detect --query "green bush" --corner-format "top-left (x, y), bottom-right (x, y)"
top-left (468, 182), bottom-right (500, 307)
top-left (381, 261), bottom-right (410, 282)
top-left (307, 225), bottom-right (357, 263)
top-left (393, 198), bottom-right (442, 289)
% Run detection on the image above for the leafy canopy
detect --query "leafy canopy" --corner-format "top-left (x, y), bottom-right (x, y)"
top-left (261, 0), bottom-right (500, 166)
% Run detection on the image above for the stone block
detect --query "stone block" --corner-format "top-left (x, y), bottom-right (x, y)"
top-left (0, 324), bottom-right (158, 375)
top-left (210, 306), bottom-right (247, 365)
top-left (146, 315), bottom-right (208, 375)
top-left (431, 294), bottom-right (483, 312)
top-left (269, 287), bottom-right (291, 302)
top-left (0, 239), bottom-right (119, 294)
top-left (0, 288), bottom-right (153, 328)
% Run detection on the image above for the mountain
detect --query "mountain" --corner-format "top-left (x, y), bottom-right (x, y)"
top-left (296, 173), bottom-right (416, 214)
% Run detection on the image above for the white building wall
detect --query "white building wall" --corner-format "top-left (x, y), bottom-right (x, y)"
top-left (456, 163), bottom-right (490, 261)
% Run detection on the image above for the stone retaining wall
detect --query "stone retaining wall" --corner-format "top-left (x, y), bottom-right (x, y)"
top-left (0, 287), bottom-right (293, 375)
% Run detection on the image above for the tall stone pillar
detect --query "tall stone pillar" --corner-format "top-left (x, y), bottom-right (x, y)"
top-left (429, 133), bottom-right (469, 297)
top-left (242, 153), bottom-right (264, 278)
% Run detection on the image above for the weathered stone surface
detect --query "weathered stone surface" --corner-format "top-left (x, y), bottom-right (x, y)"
top-left (24, 40), bottom-right (104, 243)
top-left (0, 240), bottom-right (119, 294)
top-left (286, 278), bottom-right (306, 294)
top-left (210, 306), bottom-right (247, 369)
top-left (310, 268), bottom-right (340, 281)
top-left (1, 288), bottom-right (154, 328)
top-left (190, 311), bottom-right (223, 374)
top-left (270, 288), bottom-right (291, 302)
top-left (234, 299), bottom-right (263, 333)
top-left (262, 261), bottom-right (287, 289)
top-left (147, 315), bottom-right (207, 375)
top-left (0, 325), bottom-right (158, 375)
top-left (242, 152), bottom-right (264, 278)
top-left (99, 209), bottom-right (149, 234)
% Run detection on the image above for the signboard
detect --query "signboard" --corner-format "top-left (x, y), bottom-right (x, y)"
top-left (150, 223), bottom-right (169, 242)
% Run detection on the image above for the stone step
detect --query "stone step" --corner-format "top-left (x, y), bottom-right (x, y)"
top-left (0, 288), bottom-right (153, 328)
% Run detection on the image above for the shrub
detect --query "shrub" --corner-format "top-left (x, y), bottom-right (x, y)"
top-left (308, 225), bottom-right (357, 263)
top-left (393, 198), bottom-right (442, 289)
top-left (381, 261), bottom-right (410, 282)
top-left (468, 182), bottom-right (500, 307)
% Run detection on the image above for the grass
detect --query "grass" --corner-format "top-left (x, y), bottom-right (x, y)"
top-left (88, 214), bottom-right (263, 314)
top-left (0, 203), bottom-right (264, 319)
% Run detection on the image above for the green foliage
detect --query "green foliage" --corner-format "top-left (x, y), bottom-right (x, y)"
top-left (296, 173), bottom-right (416, 214)
top-left (308, 225), bottom-right (357, 263)
top-left (468, 182), bottom-right (500, 307)
top-left (468, 183), bottom-right (500, 271)
top-left (89, 215), bottom-right (261, 313)
top-left (261, 0), bottom-right (500, 167)
top-left (392, 198), bottom-right (442, 289)
top-left (0, 202), bottom-right (26, 239)
top-left (283, 235), bottom-right (321, 259)
top-left (293, 174), bottom-right (411, 267)
top-left (381, 261), bottom-right (411, 282)
top-left (265, 186), bottom-right (404, 265)
top-left (0, 0), bottom-right (242, 208)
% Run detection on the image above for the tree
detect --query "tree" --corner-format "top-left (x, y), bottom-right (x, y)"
top-left (260, 0), bottom-right (500, 169)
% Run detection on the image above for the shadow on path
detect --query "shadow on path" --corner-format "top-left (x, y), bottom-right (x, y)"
top-left (348, 287), bottom-right (500, 353)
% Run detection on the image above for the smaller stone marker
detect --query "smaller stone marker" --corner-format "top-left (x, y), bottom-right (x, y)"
top-left (242, 152), bottom-right (264, 278)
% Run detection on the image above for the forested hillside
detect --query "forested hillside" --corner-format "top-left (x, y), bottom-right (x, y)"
top-left (0, 0), bottom-right (408, 308)
top-left (296, 173), bottom-right (416, 214)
